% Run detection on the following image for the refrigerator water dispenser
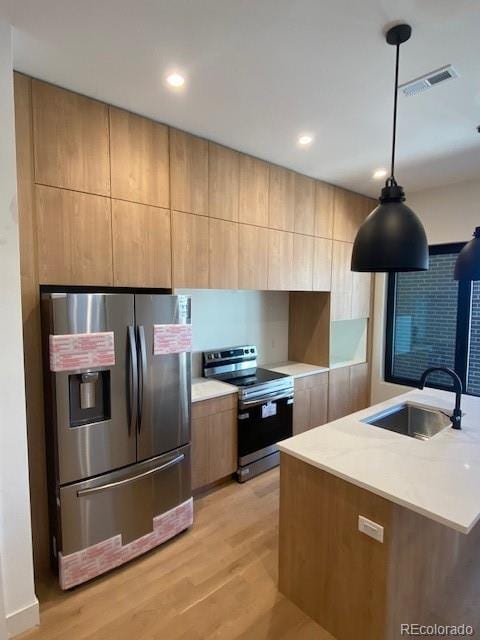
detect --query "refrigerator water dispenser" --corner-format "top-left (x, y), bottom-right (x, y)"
top-left (68, 370), bottom-right (111, 427)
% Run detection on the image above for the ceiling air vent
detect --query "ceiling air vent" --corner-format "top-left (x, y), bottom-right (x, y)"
top-left (399, 65), bottom-right (459, 97)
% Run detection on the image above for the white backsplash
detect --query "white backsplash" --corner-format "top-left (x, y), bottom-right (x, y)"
top-left (175, 289), bottom-right (290, 377)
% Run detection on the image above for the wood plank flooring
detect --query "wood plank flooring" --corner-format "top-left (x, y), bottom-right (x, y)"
top-left (20, 469), bottom-right (333, 640)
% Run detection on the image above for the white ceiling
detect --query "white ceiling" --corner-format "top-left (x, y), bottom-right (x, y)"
top-left (2, 0), bottom-right (479, 197)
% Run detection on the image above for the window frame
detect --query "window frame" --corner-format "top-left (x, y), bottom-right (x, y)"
top-left (384, 242), bottom-right (473, 393)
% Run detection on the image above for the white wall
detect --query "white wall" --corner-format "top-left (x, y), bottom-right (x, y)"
top-left (371, 178), bottom-right (480, 403)
top-left (176, 289), bottom-right (290, 377)
top-left (0, 21), bottom-right (39, 637)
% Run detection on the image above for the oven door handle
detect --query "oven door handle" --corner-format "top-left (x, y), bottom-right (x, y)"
top-left (239, 391), bottom-right (294, 409)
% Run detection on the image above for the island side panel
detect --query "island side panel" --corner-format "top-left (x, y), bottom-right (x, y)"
top-left (387, 502), bottom-right (480, 636)
top-left (278, 452), bottom-right (391, 640)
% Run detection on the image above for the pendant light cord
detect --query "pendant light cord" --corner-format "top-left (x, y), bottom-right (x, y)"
top-left (388, 41), bottom-right (400, 186)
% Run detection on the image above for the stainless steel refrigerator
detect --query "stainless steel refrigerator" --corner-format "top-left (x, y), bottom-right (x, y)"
top-left (41, 292), bottom-right (192, 589)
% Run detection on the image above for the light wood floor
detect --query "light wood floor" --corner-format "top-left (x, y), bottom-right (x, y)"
top-left (20, 469), bottom-right (333, 640)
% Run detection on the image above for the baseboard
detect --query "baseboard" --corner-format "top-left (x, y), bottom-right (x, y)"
top-left (5, 599), bottom-right (39, 638)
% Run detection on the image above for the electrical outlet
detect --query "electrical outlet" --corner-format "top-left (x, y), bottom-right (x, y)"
top-left (358, 515), bottom-right (384, 543)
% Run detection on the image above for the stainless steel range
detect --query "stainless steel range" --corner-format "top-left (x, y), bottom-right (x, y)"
top-left (203, 345), bottom-right (294, 481)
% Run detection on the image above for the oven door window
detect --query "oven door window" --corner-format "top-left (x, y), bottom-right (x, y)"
top-left (238, 397), bottom-right (292, 458)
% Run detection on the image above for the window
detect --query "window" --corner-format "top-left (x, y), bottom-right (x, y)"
top-left (385, 243), bottom-right (480, 395)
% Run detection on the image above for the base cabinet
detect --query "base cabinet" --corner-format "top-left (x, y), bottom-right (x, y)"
top-left (191, 395), bottom-right (237, 490)
top-left (328, 363), bottom-right (369, 422)
top-left (293, 373), bottom-right (328, 435)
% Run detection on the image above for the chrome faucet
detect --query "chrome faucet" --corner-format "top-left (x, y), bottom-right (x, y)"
top-left (418, 367), bottom-right (463, 430)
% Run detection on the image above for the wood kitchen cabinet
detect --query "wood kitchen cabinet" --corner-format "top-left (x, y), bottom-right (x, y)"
top-left (333, 187), bottom-right (373, 243)
top-left (331, 240), bottom-right (353, 321)
top-left (170, 129), bottom-right (208, 216)
top-left (294, 174), bottom-right (315, 236)
top-left (331, 240), bottom-right (371, 320)
top-left (313, 237), bottom-right (332, 291)
top-left (292, 234), bottom-right (314, 291)
top-left (328, 363), bottom-right (369, 421)
top-left (171, 210), bottom-right (209, 288)
top-left (109, 107), bottom-right (169, 208)
top-left (293, 373), bottom-right (329, 435)
top-left (238, 154), bottom-right (269, 227)
top-left (32, 79), bottom-right (110, 196)
top-left (112, 200), bottom-right (171, 287)
top-left (238, 224), bottom-right (269, 290)
top-left (268, 229), bottom-right (294, 290)
top-left (191, 394), bottom-right (237, 490)
top-left (209, 143), bottom-right (239, 221)
top-left (36, 185), bottom-right (113, 285)
top-left (314, 181), bottom-right (334, 239)
top-left (209, 218), bottom-right (239, 289)
top-left (268, 165), bottom-right (295, 232)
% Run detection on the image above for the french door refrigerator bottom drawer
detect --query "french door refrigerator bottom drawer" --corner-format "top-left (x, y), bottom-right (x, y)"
top-left (59, 444), bottom-right (191, 556)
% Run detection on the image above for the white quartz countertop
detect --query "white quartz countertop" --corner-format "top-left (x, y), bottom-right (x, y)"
top-left (191, 377), bottom-right (237, 403)
top-left (264, 361), bottom-right (329, 378)
top-left (278, 388), bottom-right (480, 534)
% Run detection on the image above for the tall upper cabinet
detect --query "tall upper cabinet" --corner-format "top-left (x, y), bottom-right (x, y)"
top-left (170, 129), bottom-right (208, 216)
top-left (109, 107), bottom-right (169, 208)
top-left (268, 165), bottom-right (295, 232)
top-left (32, 80), bottom-right (110, 196)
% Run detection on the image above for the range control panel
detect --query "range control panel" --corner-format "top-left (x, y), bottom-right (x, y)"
top-left (203, 345), bottom-right (257, 363)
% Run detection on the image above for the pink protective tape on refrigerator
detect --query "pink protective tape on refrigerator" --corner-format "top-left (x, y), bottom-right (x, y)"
top-left (58, 498), bottom-right (193, 589)
top-left (49, 332), bottom-right (115, 372)
top-left (153, 324), bottom-right (192, 355)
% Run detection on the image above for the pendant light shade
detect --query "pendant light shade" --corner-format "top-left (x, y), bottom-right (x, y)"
top-left (351, 183), bottom-right (428, 272)
top-left (351, 24), bottom-right (429, 273)
top-left (454, 227), bottom-right (480, 281)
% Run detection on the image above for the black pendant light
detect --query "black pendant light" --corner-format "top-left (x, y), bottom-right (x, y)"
top-left (351, 24), bottom-right (429, 273)
top-left (454, 227), bottom-right (480, 281)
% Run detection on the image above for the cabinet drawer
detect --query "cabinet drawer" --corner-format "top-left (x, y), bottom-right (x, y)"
top-left (192, 394), bottom-right (237, 419)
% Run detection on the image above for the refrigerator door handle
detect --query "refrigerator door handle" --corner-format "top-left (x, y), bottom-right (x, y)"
top-left (137, 325), bottom-right (147, 433)
top-left (76, 453), bottom-right (185, 497)
top-left (127, 325), bottom-right (138, 435)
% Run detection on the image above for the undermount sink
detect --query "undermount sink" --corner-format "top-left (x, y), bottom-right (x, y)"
top-left (362, 402), bottom-right (451, 440)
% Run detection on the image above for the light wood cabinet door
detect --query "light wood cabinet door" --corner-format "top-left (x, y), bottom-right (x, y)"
top-left (36, 185), bottom-right (112, 285)
top-left (170, 129), bottom-right (208, 215)
top-left (292, 234), bottom-right (314, 291)
top-left (238, 154), bottom-right (269, 227)
top-left (328, 366), bottom-right (352, 421)
top-left (112, 200), bottom-right (171, 287)
top-left (238, 224), bottom-right (269, 290)
top-left (32, 80), bottom-right (110, 195)
top-left (314, 181), bottom-right (334, 239)
top-left (268, 229), bottom-right (294, 290)
top-left (209, 219), bottom-right (239, 289)
top-left (294, 174), bottom-right (315, 236)
top-left (191, 415), bottom-right (210, 491)
top-left (208, 410), bottom-right (237, 481)
top-left (209, 143), bottom-right (239, 221)
top-left (268, 165), bottom-right (295, 231)
top-left (350, 362), bottom-right (369, 412)
top-left (331, 240), bottom-right (353, 321)
top-left (351, 271), bottom-right (372, 319)
top-left (309, 372), bottom-right (329, 427)
top-left (333, 188), bottom-right (373, 243)
top-left (312, 237), bottom-right (332, 291)
top-left (171, 210), bottom-right (209, 288)
top-left (109, 107), bottom-right (169, 208)
top-left (293, 387), bottom-right (311, 435)
top-left (191, 395), bottom-right (237, 490)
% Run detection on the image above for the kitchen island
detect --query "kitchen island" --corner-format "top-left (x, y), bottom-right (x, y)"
top-left (278, 388), bottom-right (480, 640)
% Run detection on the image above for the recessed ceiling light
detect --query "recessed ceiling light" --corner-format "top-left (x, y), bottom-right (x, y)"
top-left (298, 134), bottom-right (313, 146)
top-left (373, 168), bottom-right (387, 179)
top-left (166, 72), bottom-right (185, 88)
